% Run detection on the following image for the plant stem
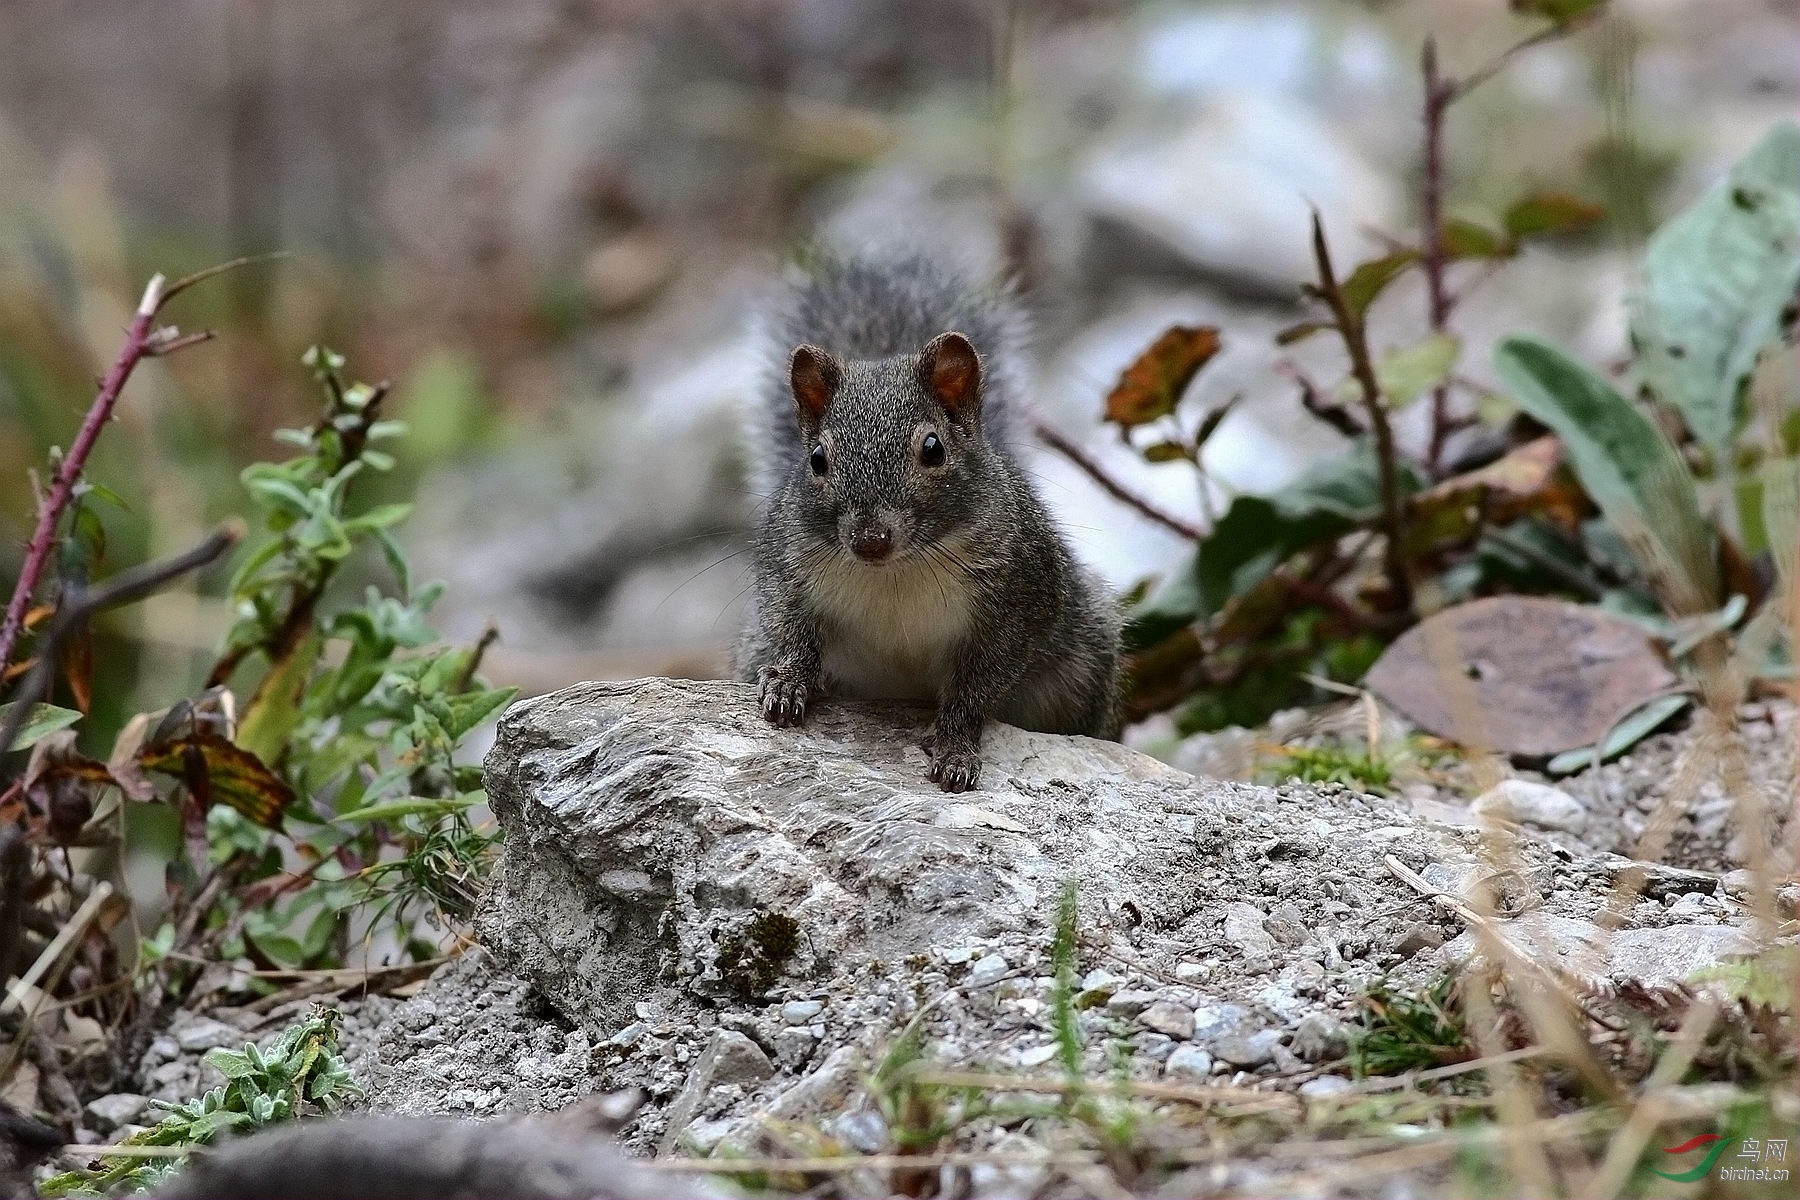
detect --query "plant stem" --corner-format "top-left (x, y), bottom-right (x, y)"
top-left (1032, 421), bottom-right (1206, 541)
top-left (1421, 38), bottom-right (1455, 477)
top-left (1309, 214), bottom-right (1413, 613)
top-left (0, 276), bottom-right (168, 675)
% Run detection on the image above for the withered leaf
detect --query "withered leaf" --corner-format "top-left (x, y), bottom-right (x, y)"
top-left (139, 732), bottom-right (295, 829)
top-left (1365, 595), bottom-right (1677, 758)
top-left (1104, 326), bottom-right (1222, 429)
top-left (1401, 437), bottom-right (1581, 558)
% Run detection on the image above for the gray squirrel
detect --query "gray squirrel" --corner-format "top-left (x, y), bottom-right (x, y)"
top-left (734, 251), bottom-right (1121, 791)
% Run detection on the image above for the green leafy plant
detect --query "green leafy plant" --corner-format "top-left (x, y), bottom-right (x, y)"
top-left (1349, 975), bottom-right (1474, 1079)
top-left (40, 1007), bottom-right (360, 1196)
top-left (1106, 26), bottom-right (1797, 741)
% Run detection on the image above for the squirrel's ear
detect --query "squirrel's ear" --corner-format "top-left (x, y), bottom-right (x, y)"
top-left (789, 344), bottom-right (841, 423)
top-left (921, 332), bottom-right (981, 418)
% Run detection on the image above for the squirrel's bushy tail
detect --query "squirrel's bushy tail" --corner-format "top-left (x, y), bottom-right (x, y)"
top-left (743, 249), bottom-right (1031, 500)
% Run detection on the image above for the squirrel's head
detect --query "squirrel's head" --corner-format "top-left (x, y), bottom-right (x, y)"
top-left (787, 331), bottom-right (997, 568)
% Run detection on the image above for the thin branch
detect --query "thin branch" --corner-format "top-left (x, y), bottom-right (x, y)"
top-left (0, 524), bottom-right (242, 757)
top-left (1308, 213), bottom-right (1413, 612)
top-left (1031, 421), bottom-right (1205, 541)
top-left (1421, 37), bottom-right (1455, 476)
top-left (0, 271), bottom-right (228, 674)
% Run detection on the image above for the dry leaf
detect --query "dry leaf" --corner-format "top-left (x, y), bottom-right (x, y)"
top-left (1103, 325), bottom-right (1222, 428)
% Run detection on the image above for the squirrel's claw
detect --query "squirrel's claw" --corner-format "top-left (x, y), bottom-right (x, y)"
top-left (757, 667), bottom-right (810, 727)
top-left (926, 738), bottom-right (982, 793)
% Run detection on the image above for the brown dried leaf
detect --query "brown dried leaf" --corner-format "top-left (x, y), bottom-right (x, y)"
top-left (1403, 436), bottom-right (1585, 556)
top-left (1365, 596), bottom-right (1678, 758)
top-left (107, 712), bottom-right (159, 802)
top-left (139, 732), bottom-right (294, 829)
top-left (1103, 326), bottom-right (1222, 429)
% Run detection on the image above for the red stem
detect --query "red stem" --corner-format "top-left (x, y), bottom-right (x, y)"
top-left (1421, 38), bottom-right (1455, 478)
top-left (0, 275), bottom-right (166, 674)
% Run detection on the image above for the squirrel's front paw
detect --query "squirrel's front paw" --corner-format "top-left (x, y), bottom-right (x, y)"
top-left (926, 734), bottom-right (982, 793)
top-left (757, 665), bottom-right (811, 727)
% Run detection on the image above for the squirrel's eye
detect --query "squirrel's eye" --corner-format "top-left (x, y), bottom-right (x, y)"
top-left (809, 444), bottom-right (829, 477)
top-left (919, 432), bottom-right (945, 468)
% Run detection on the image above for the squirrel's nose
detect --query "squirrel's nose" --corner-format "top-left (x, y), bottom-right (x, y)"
top-left (849, 526), bottom-right (894, 563)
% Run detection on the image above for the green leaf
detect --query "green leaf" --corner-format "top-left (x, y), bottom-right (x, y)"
top-left (1546, 692), bottom-right (1690, 775)
top-left (1493, 336), bottom-right (1718, 605)
top-left (445, 687), bottom-right (517, 740)
top-left (0, 702), bottom-right (82, 751)
top-left (1275, 320), bottom-right (1334, 346)
top-left (236, 628), bottom-right (321, 767)
top-left (1628, 123), bottom-right (1800, 463)
top-left (1198, 442), bottom-right (1421, 616)
top-left (375, 528), bottom-right (412, 599)
top-left (1442, 219), bottom-right (1514, 260)
top-left (335, 793), bottom-right (482, 824)
top-left (1503, 191), bottom-right (1605, 239)
top-left (1124, 559), bottom-right (1201, 651)
top-left (1509, 0), bottom-right (1607, 22)
top-left (342, 503), bottom-right (413, 533)
top-left (1376, 333), bottom-right (1461, 409)
top-left (203, 1047), bottom-right (259, 1080)
top-left (1340, 251), bottom-right (1418, 319)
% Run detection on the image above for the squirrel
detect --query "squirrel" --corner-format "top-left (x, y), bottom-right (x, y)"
top-left (733, 251), bottom-right (1121, 792)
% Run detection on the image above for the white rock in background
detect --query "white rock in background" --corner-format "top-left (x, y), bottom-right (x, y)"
top-left (1472, 779), bottom-right (1590, 834)
top-left (1136, 4), bottom-right (1398, 107)
top-left (1076, 91), bottom-right (1400, 294)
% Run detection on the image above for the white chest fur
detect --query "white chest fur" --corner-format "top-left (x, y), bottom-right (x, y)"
top-left (804, 551), bottom-right (975, 700)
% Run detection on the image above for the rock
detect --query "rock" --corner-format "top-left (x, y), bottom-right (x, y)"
top-left (1393, 923), bottom-right (1445, 957)
top-left (1164, 1045), bottom-right (1214, 1080)
top-left (174, 1018), bottom-right (242, 1053)
top-left (1076, 91), bottom-right (1398, 294)
top-left (827, 1108), bottom-right (889, 1155)
top-left (1076, 968), bottom-right (1123, 1007)
top-left (967, 953), bottom-right (1012, 987)
top-left (657, 1030), bottom-right (772, 1154)
top-left (480, 679), bottom-right (1212, 1037)
top-left (1443, 914), bottom-right (1757, 989)
top-left (780, 999), bottom-right (824, 1025)
top-left (1300, 1075), bottom-right (1356, 1100)
top-left (84, 1093), bottom-right (149, 1134)
top-left (1139, 1000), bottom-right (1196, 1040)
top-left (1290, 1015), bottom-right (1348, 1063)
top-left (1174, 961), bottom-right (1206, 983)
top-left (1472, 780), bottom-right (1590, 834)
top-left (1017, 1043), bottom-right (1059, 1068)
top-left (1104, 990), bottom-right (1159, 1019)
top-left (1213, 1030), bottom-right (1283, 1069)
top-left (1223, 903), bottom-right (1277, 959)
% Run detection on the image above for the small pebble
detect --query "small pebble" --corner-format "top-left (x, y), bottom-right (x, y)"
top-left (781, 999), bottom-right (824, 1024)
top-left (1164, 1045), bottom-right (1213, 1079)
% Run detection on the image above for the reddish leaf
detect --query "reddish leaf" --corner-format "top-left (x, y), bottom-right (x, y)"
top-left (1504, 191), bottom-right (1605, 239)
top-left (1103, 326), bottom-right (1223, 429)
top-left (139, 732), bottom-right (295, 829)
top-left (59, 621), bottom-right (94, 715)
top-left (22, 604), bottom-right (54, 631)
top-left (1339, 251), bottom-right (1419, 319)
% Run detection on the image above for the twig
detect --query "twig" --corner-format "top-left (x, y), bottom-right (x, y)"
top-left (1, 881), bottom-right (112, 1016)
top-left (0, 254), bottom-right (272, 676)
top-left (1032, 421), bottom-right (1205, 541)
top-left (0, 276), bottom-right (169, 674)
top-left (1308, 215), bottom-right (1412, 611)
top-left (1420, 38), bottom-right (1455, 476)
top-left (0, 525), bottom-right (243, 757)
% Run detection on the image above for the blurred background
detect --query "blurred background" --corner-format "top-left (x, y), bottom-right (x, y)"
top-left (2, 0), bottom-right (1795, 745)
